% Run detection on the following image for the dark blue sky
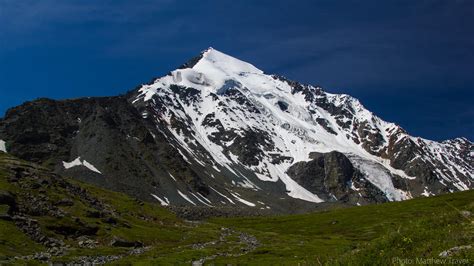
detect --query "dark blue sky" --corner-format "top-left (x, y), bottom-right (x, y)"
top-left (1, 0), bottom-right (473, 141)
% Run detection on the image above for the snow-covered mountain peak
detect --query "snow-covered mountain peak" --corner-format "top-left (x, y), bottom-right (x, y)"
top-left (126, 48), bottom-right (473, 206)
top-left (197, 48), bottom-right (264, 76)
top-left (140, 48), bottom-right (291, 98)
top-left (1, 48), bottom-right (472, 210)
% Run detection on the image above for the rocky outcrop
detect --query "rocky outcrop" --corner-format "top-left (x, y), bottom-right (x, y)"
top-left (0, 96), bottom-right (212, 205)
top-left (287, 151), bottom-right (388, 204)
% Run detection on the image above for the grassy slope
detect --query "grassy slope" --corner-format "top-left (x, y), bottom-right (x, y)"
top-left (0, 152), bottom-right (472, 265)
top-left (209, 190), bottom-right (474, 265)
top-left (0, 152), bottom-right (229, 264)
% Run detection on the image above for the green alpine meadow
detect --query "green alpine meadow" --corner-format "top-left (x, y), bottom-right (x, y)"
top-left (1, 152), bottom-right (472, 264)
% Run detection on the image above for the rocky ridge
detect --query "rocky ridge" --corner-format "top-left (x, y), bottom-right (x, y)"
top-left (0, 48), bottom-right (472, 211)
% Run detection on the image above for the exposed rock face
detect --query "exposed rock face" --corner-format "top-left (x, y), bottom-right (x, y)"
top-left (0, 97), bottom-right (213, 205)
top-left (0, 48), bottom-right (472, 212)
top-left (287, 151), bottom-right (388, 204)
top-left (0, 153), bottom-right (119, 251)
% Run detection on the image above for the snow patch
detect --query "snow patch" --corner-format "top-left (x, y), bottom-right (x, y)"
top-left (210, 186), bottom-right (235, 204)
top-left (62, 157), bottom-right (102, 174)
top-left (421, 187), bottom-right (433, 197)
top-left (348, 155), bottom-right (410, 201)
top-left (0, 140), bottom-right (7, 153)
top-left (82, 160), bottom-right (102, 174)
top-left (229, 192), bottom-right (256, 207)
top-left (151, 194), bottom-right (170, 206)
top-left (190, 192), bottom-right (213, 207)
top-left (169, 173), bottom-right (177, 181)
top-left (63, 157), bottom-right (82, 169)
top-left (177, 190), bottom-right (196, 205)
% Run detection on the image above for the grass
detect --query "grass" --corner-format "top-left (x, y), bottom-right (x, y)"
top-left (0, 220), bottom-right (45, 259)
top-left (208, 190), bottom-right (474, 265)
top-left (0, 152), bottom-right (228, 264)
top-left (0, 151), bottom-right (472, 265)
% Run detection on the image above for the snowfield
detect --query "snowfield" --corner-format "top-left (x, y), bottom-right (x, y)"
top-left (131, 48), bottom-right (472, 205)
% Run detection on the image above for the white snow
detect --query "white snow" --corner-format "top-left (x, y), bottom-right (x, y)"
top-left (151, 194), bottom-right (170, 206)
top-left (348, 155), bottom-right (411, 201)
top-left (349, 181), bottom-right (360, 191)
top-left (62, 157), bottom-right (102, 174)
top-left (210, 186), bottom-right (235, 204)
top-left (177, 190), bottom-right (196, 205)
top-left (63, 157), bottom-right (83, 169)
top-left (197, 192), bottom-right (213, 204)
top-left (169, 173), bottom-right (177, 181)
top-left (133, 47), bottom-right (472, 204)
top-left (0, 140), bottom-right (7, 153)
top-left (190, 192), bottom-right (213, 207)
top-left (82, 160), bottom-right (102, 174)
top-left (229, 192), bottom-right (256, 207)
top-left (421, 187), bottom-right (433, 197)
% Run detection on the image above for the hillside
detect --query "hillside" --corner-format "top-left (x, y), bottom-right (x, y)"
top-left (0, 152), bottom-right (253, 264)
top-left (0, 152), bottom-right (472, 264)
top-left (1, 48), bottom-right (472, 212)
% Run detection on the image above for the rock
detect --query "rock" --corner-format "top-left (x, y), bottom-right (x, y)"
top-left (33, 252), bottom-right (51, 261)
top-left (460, 210), bottom-right (471, 218)
top-left (121, 221), bottom-right (132, 228)
top-left (287, 151), bottom-right (389, 204)
top-left (128, 246), bottom-right (151, 255)
top-left (0, 190), bottom-right (17, 213)
top-left (110, 237), bottom-right (143, 248)
top-left (68, 254), bottom-right (122, 265)
top-left (276, 100), bottom-right (289, 111)
top-left (78, 237), bottom-right (98, 249)
top-left (46, 222), bottom-right (99, 237)
top-left (102, 217), bottom-right (118, 224)
top-left (12, 215), bottom-right (54, 245)
top-left (86, 210), bottom-right (102, 218)
top-left (30, 182), bottom-right (41, 189)
top-left (56, 198), bottom-right (74, 206)
top-left (0, 204), bottom-right (12, 220)
top-left (0, 214), bottom-right (12, 221)
top-left (439, 245), bottom-right (472, 257)
top-left (239, 232), bottom-right (259, 250)
top-left (47, 246), bottom-right (64, 256)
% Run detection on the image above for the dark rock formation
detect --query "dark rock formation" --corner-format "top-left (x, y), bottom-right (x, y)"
top-left (287, 151), bottom-right (388, 204)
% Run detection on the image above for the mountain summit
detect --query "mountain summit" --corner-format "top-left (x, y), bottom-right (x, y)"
top-left (0, 48), bottom-right (472, 212)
